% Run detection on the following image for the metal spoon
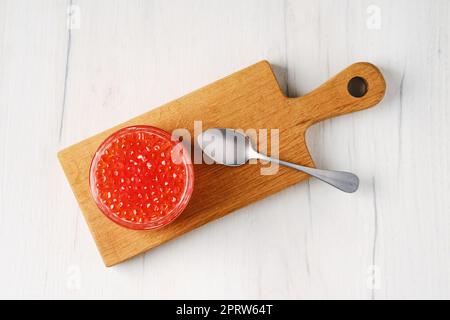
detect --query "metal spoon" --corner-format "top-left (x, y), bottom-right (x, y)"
top-left (197, 128), bottom-right (359, 193)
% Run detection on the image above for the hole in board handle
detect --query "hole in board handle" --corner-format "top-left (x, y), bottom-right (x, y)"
top-left (347, 77), bottom-right (368, 98)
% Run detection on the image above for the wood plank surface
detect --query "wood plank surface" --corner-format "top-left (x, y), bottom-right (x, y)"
top-left (0, 0), bottom-right (449, 299)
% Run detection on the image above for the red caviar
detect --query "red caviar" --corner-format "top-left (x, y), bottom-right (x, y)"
top-left (89, 125), bottom-right (194, 230)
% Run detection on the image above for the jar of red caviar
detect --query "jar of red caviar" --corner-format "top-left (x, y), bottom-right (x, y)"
top-left (89, 125), bottom-right (194, 230)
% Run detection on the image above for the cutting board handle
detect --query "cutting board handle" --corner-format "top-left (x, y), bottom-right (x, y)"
top-left (288, 62), bottom-right (386, 126)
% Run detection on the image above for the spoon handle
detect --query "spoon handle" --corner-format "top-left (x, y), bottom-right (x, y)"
top-left (258, 155), bottom-right (359, 193)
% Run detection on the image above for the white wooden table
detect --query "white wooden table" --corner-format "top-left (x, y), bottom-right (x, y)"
top-left (0, 0), bottom-right (449, 299)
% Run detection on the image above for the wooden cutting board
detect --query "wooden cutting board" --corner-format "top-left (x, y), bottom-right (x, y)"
top-left (58, 61), bottom-right (386, 266)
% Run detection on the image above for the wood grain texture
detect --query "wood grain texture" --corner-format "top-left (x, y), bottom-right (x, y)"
top-left (1, 0), bottom-right (449, 299)
top-left (58, 61), bottom-right (386, 266)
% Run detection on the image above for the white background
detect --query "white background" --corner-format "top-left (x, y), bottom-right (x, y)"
top-left (0, 0), bottom-right (449, 299)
